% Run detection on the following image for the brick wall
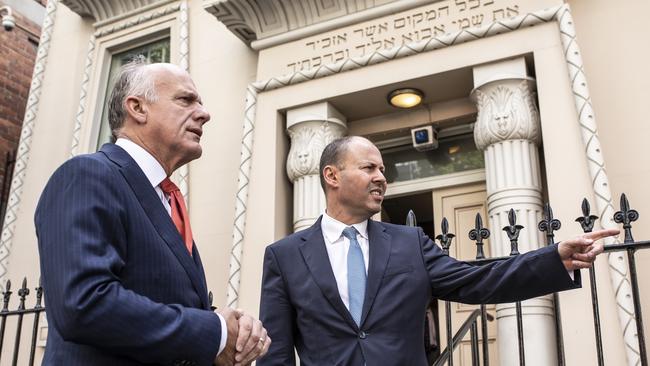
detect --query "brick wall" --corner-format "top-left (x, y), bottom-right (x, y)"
top-left (0, 0), bottom-right (44, 214)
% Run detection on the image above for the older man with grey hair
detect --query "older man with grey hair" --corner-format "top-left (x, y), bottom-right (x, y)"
top-left (35, 59), bottom-right (270, 366)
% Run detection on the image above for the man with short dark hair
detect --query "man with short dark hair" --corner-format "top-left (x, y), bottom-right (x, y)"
top-left (258, 135), bottom-right (618, 366)
top-left (35, 61), bottom-right (270, 366)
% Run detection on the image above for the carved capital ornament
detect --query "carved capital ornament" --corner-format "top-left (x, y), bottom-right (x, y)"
top-left (471, 78), bottom-right (541, 151)
top-left (286, 120), bottom-right (346, 182)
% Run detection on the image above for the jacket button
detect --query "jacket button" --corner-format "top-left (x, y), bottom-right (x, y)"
top-left (359, 331), bottom-right (367, 339)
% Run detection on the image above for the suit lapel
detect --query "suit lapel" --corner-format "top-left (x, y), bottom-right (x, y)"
top-left (299, 218), bottom-right (359, 330)
top-left (100, 144), bottom-right (209, 308)
top-left (361, 220), bottom-right (391, 326)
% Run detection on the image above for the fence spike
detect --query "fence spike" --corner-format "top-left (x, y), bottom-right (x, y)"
top-left (575, 198), bottom-right (598, 233)
top-left (2, 280), bottom-right (11, 312)
top-left (502, 208), bottom-right (523, 256)
top-left (209, 291), bottom-right (216, 311)
top-left (613, 193), bottom-right (639, 243)
top-left (18, 278), bottom-right (29, 311)
top-left (538, 203), bottom-right (561, 246)
top-left (468, 213), bottom-right (490, 259)
top-left (435, 217), bottom-right (455, 256)
top-left (34, 277), bottom-right (43, 309)
top-left (406, 210), bottom-right (417, 227)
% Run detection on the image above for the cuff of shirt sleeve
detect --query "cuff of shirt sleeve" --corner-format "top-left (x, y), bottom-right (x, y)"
top-left (216, 313), bottom-right (227, 356)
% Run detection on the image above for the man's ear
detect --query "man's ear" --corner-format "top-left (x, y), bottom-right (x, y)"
top-left (124, 96), bottom-right (147, 124)
top-left (323, 165), bottom-right (339, 189)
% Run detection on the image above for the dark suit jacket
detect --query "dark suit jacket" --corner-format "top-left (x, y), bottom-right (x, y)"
top-left (35, 144), bottom-right (221, 366)
top-left (258, 217), bottom-right (579, 366)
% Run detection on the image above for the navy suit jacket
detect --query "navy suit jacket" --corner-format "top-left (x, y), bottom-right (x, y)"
top-left (258, 217), bottom-right (580, 366)
top-left (35, 144), bottom-right (221, 366)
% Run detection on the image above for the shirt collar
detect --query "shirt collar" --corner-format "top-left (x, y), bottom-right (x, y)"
top-left (115, 138), bottom-right (167, 188)
top-left (321, 211), bottom-right (369, 243)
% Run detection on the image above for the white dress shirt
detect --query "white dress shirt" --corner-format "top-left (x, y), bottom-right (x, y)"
top-left (115, 138), bottom-right (227, 356)
top-left (321, 212), bottom-right (370, 310)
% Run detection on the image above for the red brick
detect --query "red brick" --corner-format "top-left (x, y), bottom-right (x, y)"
top-left (0, 1), bottom-right (43, 187)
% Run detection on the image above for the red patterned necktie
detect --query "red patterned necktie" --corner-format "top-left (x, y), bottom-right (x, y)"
top-left (160, 178), bottom-right (193, 254)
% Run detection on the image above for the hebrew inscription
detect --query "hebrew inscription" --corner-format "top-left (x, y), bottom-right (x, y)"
top-left (285, 0), bottom-right (521, 74)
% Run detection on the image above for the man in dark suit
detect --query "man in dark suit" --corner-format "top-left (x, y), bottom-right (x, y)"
top-left (35, 61), bottom-right (270, 366)
top-left (258, 136), bottom-right (618, 366)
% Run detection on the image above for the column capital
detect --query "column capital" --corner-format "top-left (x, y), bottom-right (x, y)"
top-left (471, 78), bottom-right (541, 151)
top-left (286, 102), bottom-right (347, 129)
top-left (286, 102), bottom-right (347, 182)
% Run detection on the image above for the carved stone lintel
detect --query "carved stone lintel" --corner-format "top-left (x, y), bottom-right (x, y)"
top-left (471, 78), bottom-right (541, 151)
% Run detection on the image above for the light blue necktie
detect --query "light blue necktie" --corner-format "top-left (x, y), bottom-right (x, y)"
top-left (343, 226), bottom-right (366, 326)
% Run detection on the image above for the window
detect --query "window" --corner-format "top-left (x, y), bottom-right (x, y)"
top-left (96, 37), bottom-right (170, 148)
top-left (382, 133), bottom-right (484, 183)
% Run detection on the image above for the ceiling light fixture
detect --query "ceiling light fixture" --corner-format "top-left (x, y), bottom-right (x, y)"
top-left (388, 88), bottom-right (424, 108)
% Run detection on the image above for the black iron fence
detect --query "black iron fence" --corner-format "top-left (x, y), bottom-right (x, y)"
top-left (0, 278), bottom-right (45, 366)
top-left (0, 283), bottom-right (220, 366)
top-left (414, 193), bottom-right (649, 366)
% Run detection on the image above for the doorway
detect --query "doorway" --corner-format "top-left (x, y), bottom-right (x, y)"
top-left (381, 183), bottom-right (498, 365)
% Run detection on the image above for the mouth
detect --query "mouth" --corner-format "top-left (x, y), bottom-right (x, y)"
top-left (369, 187), bottom-right (385, 199)
top-left (187, 127), bottom-right (203, 139)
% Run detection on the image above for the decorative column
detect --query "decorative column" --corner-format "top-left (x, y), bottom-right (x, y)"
top-left (286, 102), bottom-right (347, 232)
top-left (471, 57), bottom-right (557, 366)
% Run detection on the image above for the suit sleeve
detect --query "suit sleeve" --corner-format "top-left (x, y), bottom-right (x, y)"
top-left (34, 157), bottom-right (221, 366)
top-left (257, 246), bottom-right (296, 366)
top-left (417, 228), bottom-right (580, 304)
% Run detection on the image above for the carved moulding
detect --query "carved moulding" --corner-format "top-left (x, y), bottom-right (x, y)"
top-left (61, 0), bottom-right (168, 22)
top-left (69, 35), bottom-right (95, 158)
top-left (203, 0), bottom-right (403, 44)
top-left (472, 78), bottom-right (541, 150)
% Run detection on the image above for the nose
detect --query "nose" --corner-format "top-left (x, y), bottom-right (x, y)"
top-left (373, 169), bottom-right (387, 184)
top-left (195, 104), bottom-right (211, 125)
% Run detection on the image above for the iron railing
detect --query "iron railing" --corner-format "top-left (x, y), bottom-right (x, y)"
top-left (0, 284), bottom-right (219, 365)
top-left (414, 193), bottom-right (648, 366)
top-left (0, 278), bottom-right (45, 366)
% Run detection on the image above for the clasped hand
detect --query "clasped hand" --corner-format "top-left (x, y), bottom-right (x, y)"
top-left (215, 308), bottom-right (271, 366)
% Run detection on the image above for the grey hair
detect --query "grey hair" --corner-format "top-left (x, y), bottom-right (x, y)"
top-left (106, 56), bottom-right (158, 142)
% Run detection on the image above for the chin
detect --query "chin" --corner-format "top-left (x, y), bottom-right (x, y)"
top-left (187, 142), bottom-right (203, 157)
top-left (367, 205), bottom-right (382, 217)
top-left (178, 146), bottom-right (202, 166)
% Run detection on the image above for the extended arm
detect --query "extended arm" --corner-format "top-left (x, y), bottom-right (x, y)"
top-left (418, 228), bottom-right (580, 304)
